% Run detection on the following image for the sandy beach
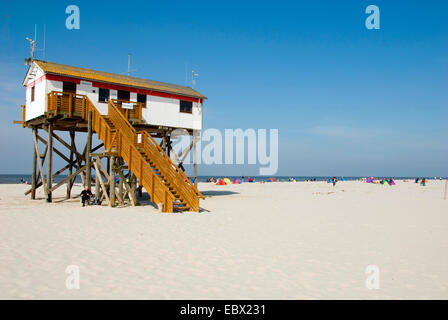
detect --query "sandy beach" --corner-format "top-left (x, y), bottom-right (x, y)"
top-left (0, 180), bottom-right (447, 299)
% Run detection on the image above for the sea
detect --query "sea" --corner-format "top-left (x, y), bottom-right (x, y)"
top-left (0, 174), bottom-right (442, 185)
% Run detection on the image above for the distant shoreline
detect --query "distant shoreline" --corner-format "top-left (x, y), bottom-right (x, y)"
top-left (1, 174), bottom-right (446, 185)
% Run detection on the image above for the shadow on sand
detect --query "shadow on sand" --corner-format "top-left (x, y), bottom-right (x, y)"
top-left (201, 190), bottom-right (239, 197)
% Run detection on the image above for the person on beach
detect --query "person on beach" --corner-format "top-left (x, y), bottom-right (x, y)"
top-left (332, 177), bottom-right (337, 187)
top-left (420, 178), bottom-right (426, 186)
top-left (80, 186), bottom-right (93, 207)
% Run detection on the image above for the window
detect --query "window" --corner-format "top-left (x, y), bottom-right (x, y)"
top-left (99, 88), bottom-right (110, 102)
top-left (31, 86), bottom-right (35, 102)
top-left (117, 90), bottom-right (130, 101)
top-left (63, 81), bottom-right (77, 93)
top-left (180, 100), bottom-right (192, 113)
top-left (137, 94), bottom-right (147, 108)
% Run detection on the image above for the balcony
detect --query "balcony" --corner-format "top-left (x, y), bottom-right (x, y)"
top-left (46, 91), bottom-right (143, 124)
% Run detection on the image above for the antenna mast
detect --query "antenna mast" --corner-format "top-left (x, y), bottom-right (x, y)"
top-left (191, 70), bottom-right (199, 89)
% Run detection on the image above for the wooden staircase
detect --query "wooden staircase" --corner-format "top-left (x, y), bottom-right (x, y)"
top-left (47, 91), bottom-right (204, 212)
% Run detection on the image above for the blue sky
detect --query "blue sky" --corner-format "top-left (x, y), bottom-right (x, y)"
top-left (0, 0), bottom-right (447, 176)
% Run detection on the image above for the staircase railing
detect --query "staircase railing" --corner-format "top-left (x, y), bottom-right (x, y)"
top-left (108, 100), bottom-right (201, 211)
top-left (141, 131), bottom-right (204, 200)
top-left (107, 101), bottom-right (176, 212)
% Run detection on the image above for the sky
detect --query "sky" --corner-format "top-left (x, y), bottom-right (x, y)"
top-left (0, 0), bottom-right (447, 177)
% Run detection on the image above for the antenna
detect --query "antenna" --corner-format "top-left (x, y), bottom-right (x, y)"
top-left (191, 70), bottom-right (199, 88)
top-left (25, 24), bottom-right (47, 65)
top-left (121, 53), bottom-right (137, 76)
top-left (25, 35), bottom-right (36, 64)
top-left (42, 24), bottom-right (46, 59)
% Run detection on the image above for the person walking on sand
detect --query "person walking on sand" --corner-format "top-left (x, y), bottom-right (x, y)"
top-left (420, 178), bottom-right (426, 187)
top-left (332, 177), bottom-right (337, 187)
top-left (80, 186), bottom-right (93, 207)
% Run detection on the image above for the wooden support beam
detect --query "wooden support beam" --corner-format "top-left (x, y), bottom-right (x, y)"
top-left (33, 129), bottom-right (48, 197)
top-left (37, 134), bottom-right (77, 168)
top-left (31, 128), bottom-right (37, 200)
top-left (193, 134), bottom-right (198, 188)
top-left (109, 156), bottom-right (116, 207)
top-left (49, 165), bottom-right (86, 193)
top-left (66, 130), bottom-right (75, 199)
top-left (25, 163), bottom-right (71, 195)
top-left (46, 123), bottom-right (53, 202)
top-left (51, 131), bottom-right (83, 160)
top-left (117, 170), bottom-right (137, 206)
top-left (91, 143), bottom-right (104, 154)
top-left (85, 110), bottom-right (93, 189)
top-left (93, 159), bottom-right (110, 204)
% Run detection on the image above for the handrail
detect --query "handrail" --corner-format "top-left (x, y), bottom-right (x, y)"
top-left (108, 101), bottom-right (201, 210)
top-left (111, 99), bottom-right (143, 124)
top-left (141, 131), bottom-right (204, 200)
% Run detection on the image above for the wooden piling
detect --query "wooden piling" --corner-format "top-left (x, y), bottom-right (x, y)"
top-left (46, 123), bottom-right (53, 202)
top-left (85, 110), bottom-right (93, 190)
top-left (66, 130), bottom-right (75, 199)
top-left (109, 156), bottom-right (116, 207)
top-left (31, 127), bottom-right (37, 200)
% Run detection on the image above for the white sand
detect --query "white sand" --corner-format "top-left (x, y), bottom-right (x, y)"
top-left (0, 180), bottom-right (447, 299)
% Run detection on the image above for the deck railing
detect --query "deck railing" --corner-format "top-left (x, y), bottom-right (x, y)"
top-left (111, 99), bottom-right (143, 124)
top-left (47, 91), bottom-right (143, 124)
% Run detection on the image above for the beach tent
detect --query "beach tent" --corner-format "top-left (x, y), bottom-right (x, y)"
top-left (268, 177), bottom-right (274, 182)
top-left (248, 177), bottom-right (254, 183)
top-left (233, 178), bottom-right (242, 184)
top-left (383, 181), bottom-right (389, 186)
top-left (216, 178), bottom-right (226, 186)
top-left (366, 178), bottom-right (373, 183)
top-left (391, 181), bottom-right (396, 185)
top-left (224, 178), bottom-right (232, 185)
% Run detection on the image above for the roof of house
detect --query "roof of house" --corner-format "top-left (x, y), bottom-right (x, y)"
top-left (33, 60), bottom-right (206, 100)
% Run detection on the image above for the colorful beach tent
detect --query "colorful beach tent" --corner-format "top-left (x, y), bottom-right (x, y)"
top-left (268, 177), bottom-right (274, 182)
top-left (233, 178), bottom-right (242, 184)
top-left (224, 178), bottom-right (232, 185)
top-left (216, 178), bottom-right (226, 186)
top-left (248, 177), bottom-right (254, 183)
top-left (366, 178), bottom-right (373, 183)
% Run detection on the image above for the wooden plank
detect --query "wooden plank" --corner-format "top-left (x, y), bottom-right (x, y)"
top-left (109, 156), bottom-right (116, 207)
top-left (46, 123), bottom-right (53, 202)
top-left (51, 131), bottom-right (83, 160)
top-left (25, 163), bottom-right (71, 195)
top-left (33, 129), bottom-right (48, 196)
top-left (66, 130), bottom-right (75, 199)
top-left (94, 160), bottom-right (110, 204)
top-left (86, 110), bottom-right (93, 189)
top-left (118, 170), bottom-right (137, 206)
top-left (31, 128), bottom-right (37, 200)
top-left (49, 165), bottom-right (86, 192)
